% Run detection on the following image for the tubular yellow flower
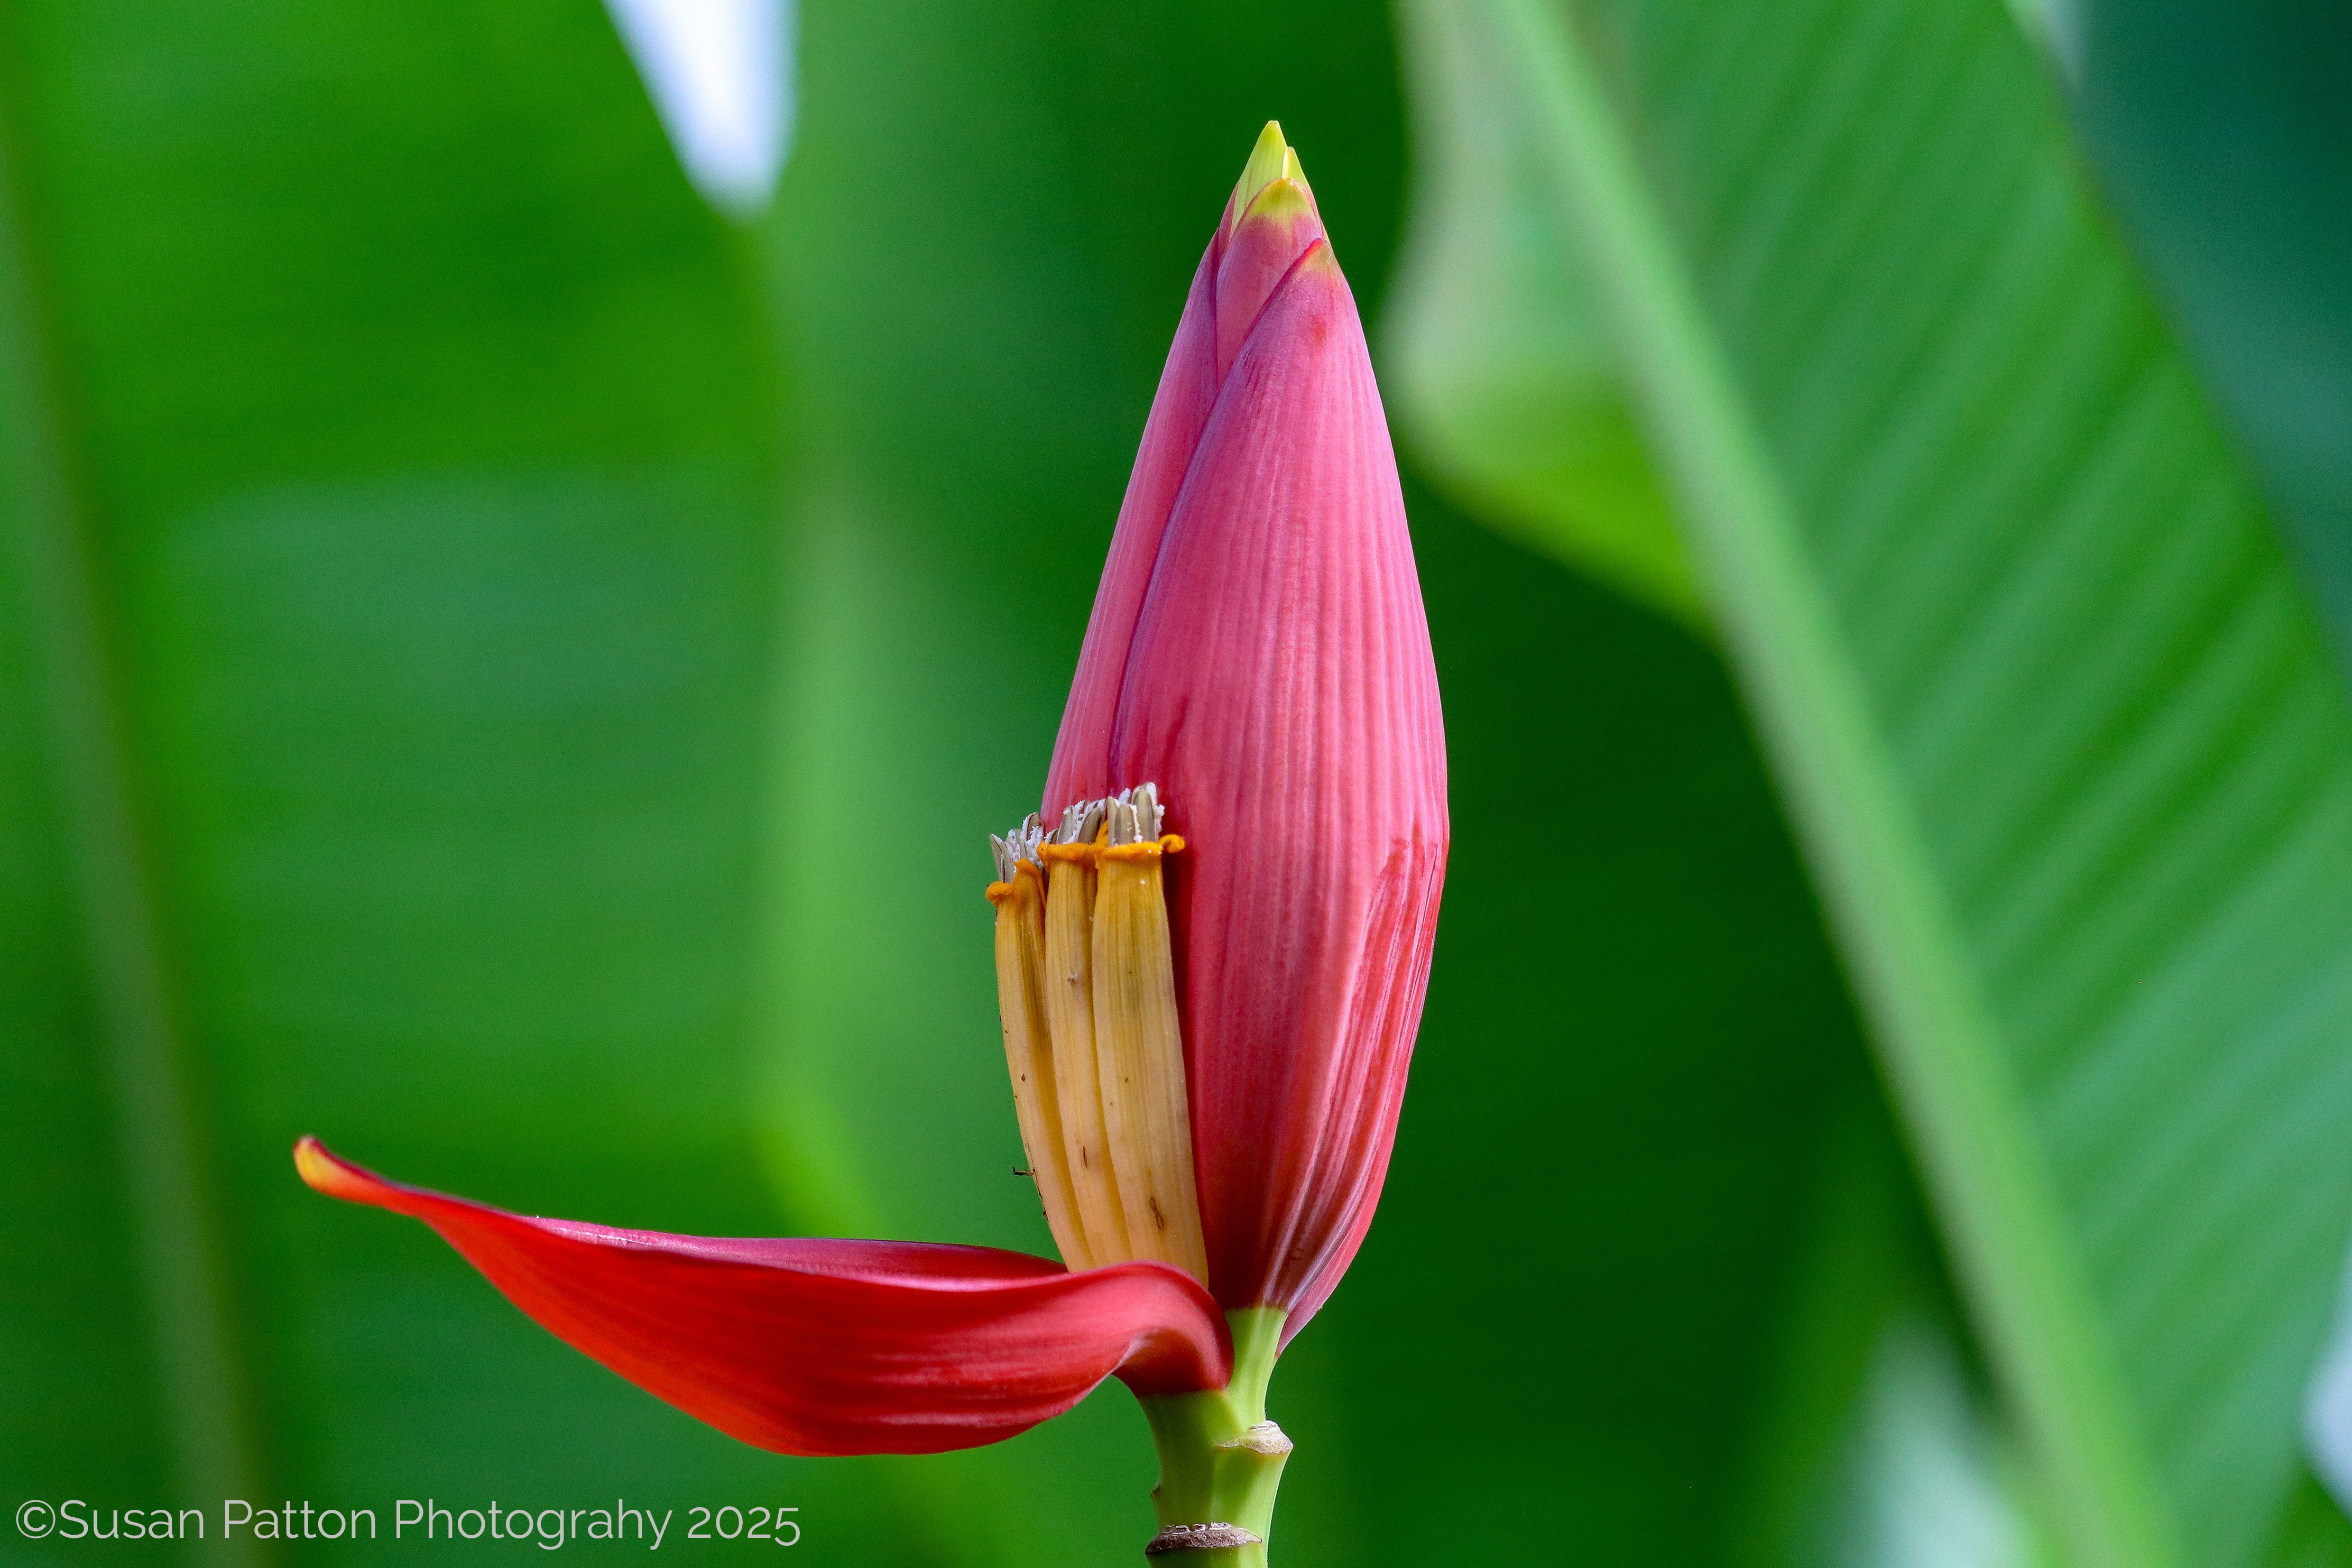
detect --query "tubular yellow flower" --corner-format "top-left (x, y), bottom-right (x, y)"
top-left (985, 839), bottom-right (1090, 1267)
top-left (991, 785), bottom-right (1209, 1284)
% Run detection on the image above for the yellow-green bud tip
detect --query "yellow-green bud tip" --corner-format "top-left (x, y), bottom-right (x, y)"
top-left (1231, 121), bottom-right (1311, 217)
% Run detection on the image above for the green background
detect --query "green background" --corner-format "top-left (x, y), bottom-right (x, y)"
top-left (4, 1), bottom-right (2347, 1565)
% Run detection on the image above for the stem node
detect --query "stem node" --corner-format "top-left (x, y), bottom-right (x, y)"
top-left (1137, 1308), bottom-right (1290, 1565)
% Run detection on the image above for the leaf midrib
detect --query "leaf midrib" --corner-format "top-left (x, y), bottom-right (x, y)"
top-left (1474, 2), bottom-right (2180, 1564)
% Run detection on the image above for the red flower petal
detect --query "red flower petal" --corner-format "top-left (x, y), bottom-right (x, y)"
top-left (295, 1138), bottom-right (1231, 1455)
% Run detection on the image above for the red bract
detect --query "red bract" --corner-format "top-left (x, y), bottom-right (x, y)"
top-left (294, 1139), bottom-right (1226, 1455)
top-left (1045, 130), bottom-right (1448, 1336)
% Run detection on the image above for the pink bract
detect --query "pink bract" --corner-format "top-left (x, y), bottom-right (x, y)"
top-left (1045, 162), bottom-right (1447, 1335)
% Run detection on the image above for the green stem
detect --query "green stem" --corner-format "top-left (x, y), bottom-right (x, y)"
top-left (1137, 1307), bottom-right (1290, 1565)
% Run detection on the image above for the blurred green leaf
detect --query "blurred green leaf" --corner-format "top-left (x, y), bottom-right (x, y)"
top-left (1386, 0), bottom-right (1697, 626)
top-left (1396, 1), bottom-right (2352, 1565)
top-left (2062, 6), bottom-right (2352, 1551)
top-left (2070, 2), bottom-right (2352, 672)
top-left (0, 0), bottom-right (934, 1560)
top-left (0, 37), bottom-right (256, 1549)
top-left (2263, 1473), bottom-right (2352, 1568)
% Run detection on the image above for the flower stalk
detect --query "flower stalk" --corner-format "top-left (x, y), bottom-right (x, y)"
top-left (1139, 1308), bottom-right (1291, 1564)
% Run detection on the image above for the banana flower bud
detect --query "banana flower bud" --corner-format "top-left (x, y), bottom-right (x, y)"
top-left (293, 123), bottom-right (1444, 1563)
top-left (994, 123), bottom-right (1447, 1340)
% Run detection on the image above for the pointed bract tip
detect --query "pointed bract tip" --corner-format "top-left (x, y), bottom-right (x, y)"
top-left (1230, 121), bottom-right (1307, 218)
top-left (294, 1135), bottom-right (371, 1202)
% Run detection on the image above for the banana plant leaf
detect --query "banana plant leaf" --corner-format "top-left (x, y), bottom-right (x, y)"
top-left (2062, 4), bottom-right (2352, 1550)
top-left (1389, 2), bottom-right (2352, 1566)
top-left (2066, 0), bottom-right (2352, 675)
top-left (0, 1), bottom-right (924, 1560)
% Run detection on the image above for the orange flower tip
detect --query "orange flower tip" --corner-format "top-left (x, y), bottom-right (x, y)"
top-left (991, 783), bottom-right (1174, 877)
top-left (1101, 785), bottom-right (1165, 848)
top-left (1054, 794), bottom-right (1111, 847)
top-left (293, 1136), bottom-right (372, 1203)
top-left (989, 813), bottom-right (1046, 884)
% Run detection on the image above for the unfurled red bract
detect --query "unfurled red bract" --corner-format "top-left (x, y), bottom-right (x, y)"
top-left (293, 1139), bottom-right (1226, 1455)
